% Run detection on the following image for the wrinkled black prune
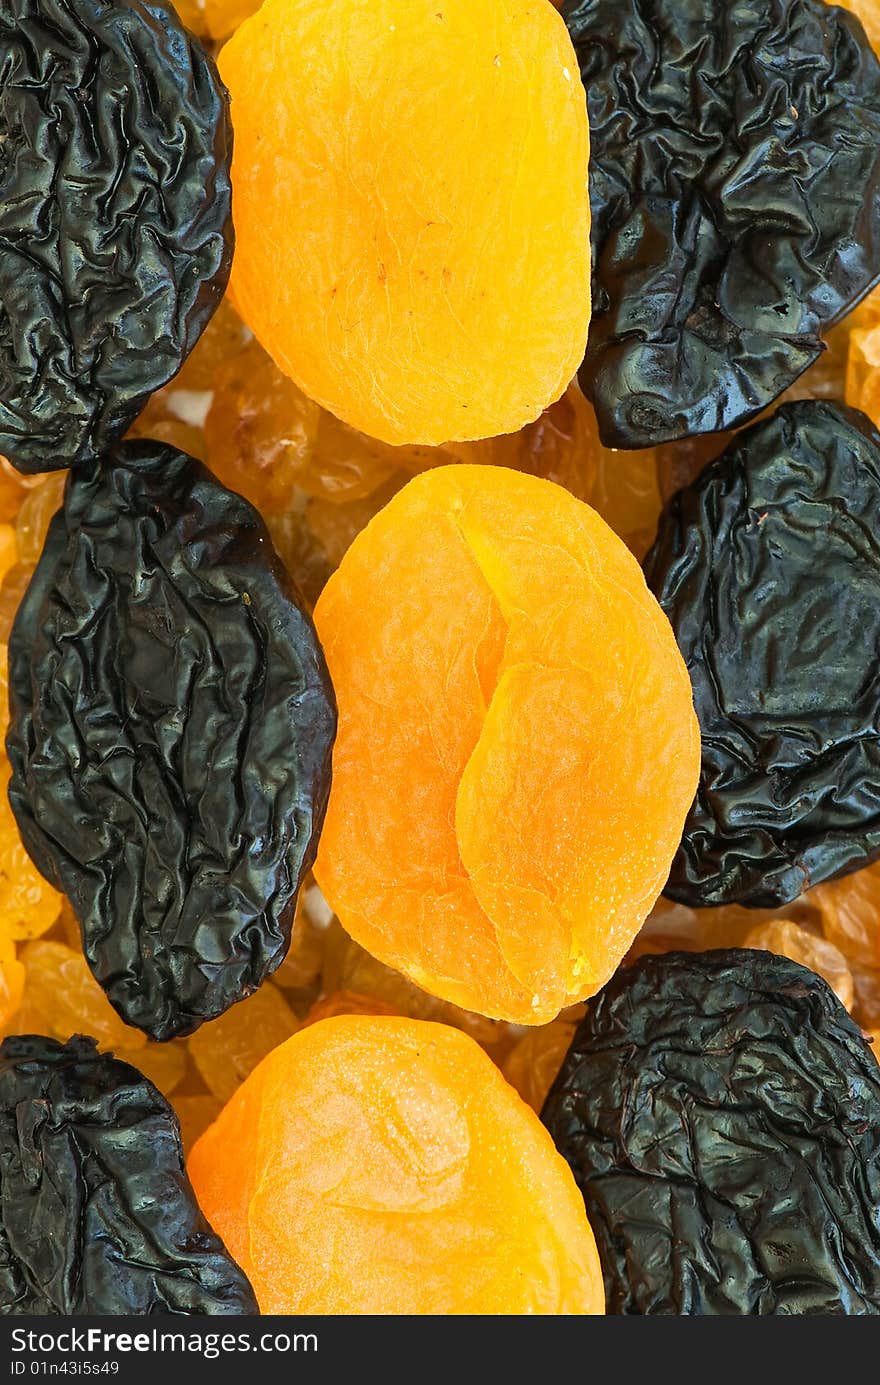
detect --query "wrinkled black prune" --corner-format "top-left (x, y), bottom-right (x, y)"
top-left (644, 400), bottom-right (880, 908)
top-left (6, 441), bottom-right (336, 1042)
top-left (542, 949), bottom-right (880, 1315)
top-left (563, 0), bottom-right (880, 449)
top-left (0, 1035), bottom-right (258, 1315)
top-left (0, 0), bottom-right (232, 473)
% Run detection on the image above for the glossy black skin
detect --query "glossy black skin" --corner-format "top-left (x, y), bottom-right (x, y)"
top-left (0, 0), bottom-right (232, 473)
top-left (542, 950), bottom-right (880, 1316)
top-left (6, 442), bottom-right (337, 1041)
top-left (644, 401), bottom-right (880, 908)
top-left (0, 1035), bottom-right (258, 1315)
top-left (563, 0), bottom-right (880, 449)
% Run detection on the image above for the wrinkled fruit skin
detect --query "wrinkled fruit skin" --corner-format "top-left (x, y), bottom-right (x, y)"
top-left (6, 442), bottom-right (336, 1041)
top-left (542, 950), bottom-right (880, 1315)
top-left (0, 0), bottom-right (233, 472)
top-left (564, 0), bottom-right (880, 448)
top-left (189, 1016), bottom-right (605, 1315)
top-left (0, 1035), bottom-right (258, 1315)
top-left (645, 401), bottom-right (880, 908)
top-left (314, 465), bottom-right (699, 1025)
top-left (220, 0), bottom-right (591, 446)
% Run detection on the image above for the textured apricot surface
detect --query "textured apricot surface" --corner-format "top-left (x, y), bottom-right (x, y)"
top-left (189, 1016), bottom-right (604, 1314)
top-left (313, 466), bottom-right (700, 1023)
top-left (219, 0), bottom-right (591, 445)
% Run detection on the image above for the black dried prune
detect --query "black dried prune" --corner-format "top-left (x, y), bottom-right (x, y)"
top-left (644, 400), bottom-right (880, 908)
top-left (563, 0), bottom-right (880, 449)
top-left (0, 0), bottom-right (232, 473)
top-left (542, 949), bottom-right (880, 1315)
top-left (6, 441), bottom-right (336, 1041)
top-left (0, 1034), bottom-right (257, 1315)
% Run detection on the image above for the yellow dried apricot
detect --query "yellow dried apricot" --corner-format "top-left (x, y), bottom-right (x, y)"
top-left (219, 0), bottom-right (591, 445)
top-left (189, 1016), bottom-right (604, 1314)
top-left (314, 466), bottom-right (699, 1024)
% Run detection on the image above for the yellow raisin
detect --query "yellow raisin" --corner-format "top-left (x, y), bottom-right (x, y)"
top-left (187, 982), bottom-right (299, 1103)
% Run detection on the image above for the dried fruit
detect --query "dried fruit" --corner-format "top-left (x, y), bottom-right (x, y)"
top-left (315, 465), bottom-right (698, 1024)
top-left (14, 474), bottom-right (66, 567)
top-left (0, 0), bottom-right (232, 472)
top-left (645, 402), bottom-right (880, 907)
top-left (220, 0), bottom-right (591, 445)
top-left (175, 1095), bottom-right (224, 1153)
top-left (189, 1016), bottom-right (604, 1314)
top-left (564, 0), bottom-right (880, 448)
top-left (743, 918), bottom-right (854, 1010)
top-left (0, 1035), bottom-right (257, 1314)
top-left (320, 918), bottom-right (512, 1050)
top-left (15, 941), bottom-right (144, 1051)
top-left (814, 860), bottom-right (880, 970)
top-left (7, 441), bottom-right (336, 1040)
top-left (204, 340), bottom-right (400, 510)
top-left (303, 990), bottom-right (397, 1025)
top-left (502, 1019), bottom-right (577, 1113)
top-left (188, 983), bottom-right (298, 1103)
top-left (0, 769), bottom-right (62, 943)
top-left (542, 950), bottom-right (880, 1314)
top-left (0, 938), bottom-right (23, 1032)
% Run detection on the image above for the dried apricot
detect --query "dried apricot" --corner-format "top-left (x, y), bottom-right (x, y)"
top-left (189, 1016), bottom-right (604, 1314)
top-left (313, 466), bottom-right (699, 1024)
top-left (219, 0), bottom-right (591, 445)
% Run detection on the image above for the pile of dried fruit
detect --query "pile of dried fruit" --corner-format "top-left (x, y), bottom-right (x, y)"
top-left (2, 0), bottom-right (880, 1317)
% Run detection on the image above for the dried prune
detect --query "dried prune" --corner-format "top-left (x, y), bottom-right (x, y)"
top-left (0, 1034), bottom-right (257, 1314)
top-left (0, 0), bottom-right (232, 473)
top-left (644, 401), bottom-right (880, 908)
top-left (6, 441), bottom-right (336, 1041)
top-left (542, 950), bottom-right (880, 1315)
top-left (563, 0), bottom-right (880, 448)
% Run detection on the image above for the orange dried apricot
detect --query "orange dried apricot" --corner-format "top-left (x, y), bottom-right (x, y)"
top-left (189, 1016), bottom-right (604, 1314)
top-left (219, 0), bottom-right (591, 445)
top-left (313, 465), bottom-right (700, 1024)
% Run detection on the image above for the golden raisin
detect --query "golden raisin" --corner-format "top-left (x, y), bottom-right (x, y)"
top-left (814, 861), bottom-right (880, 970)
top-left (14, 472), bottom-right (66, 566)
top-left (502, 1019), bottom-right (577, 1113)
top-left (14, 941), bottom-right (144, 1050)
top-left (188, 982), bottom-right (299, 1103)
top-left (744, 918), bottom-right (854, 1011)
